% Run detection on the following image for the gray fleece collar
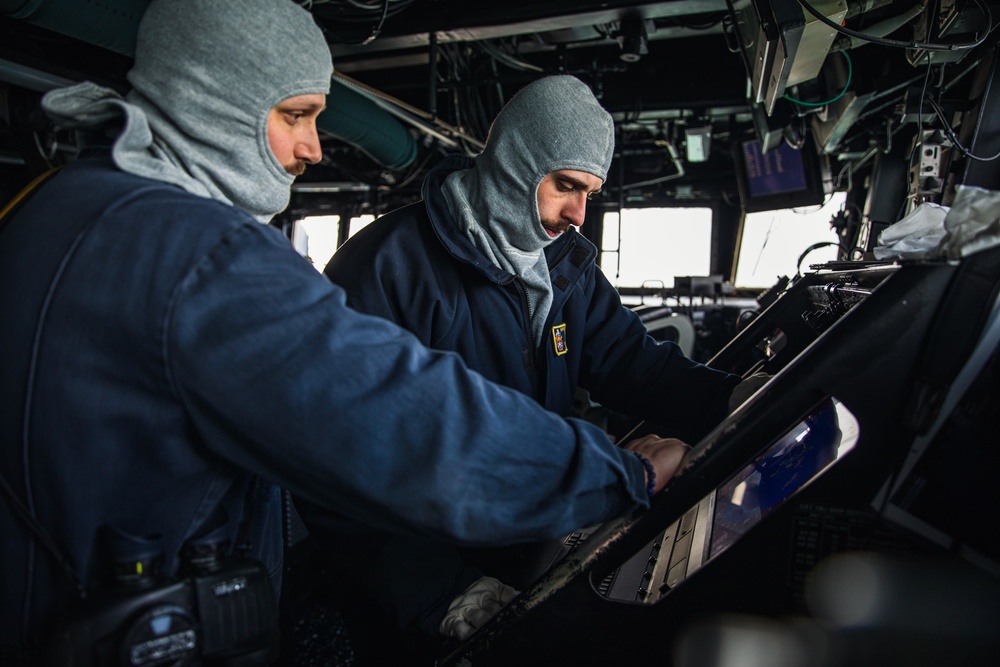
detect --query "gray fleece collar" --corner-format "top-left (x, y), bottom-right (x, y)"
top-left (440, 75), bottom-right (615, 343)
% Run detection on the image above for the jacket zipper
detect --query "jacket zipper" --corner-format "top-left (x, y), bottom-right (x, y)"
top-left (513, 277), bottom-right (537, 354)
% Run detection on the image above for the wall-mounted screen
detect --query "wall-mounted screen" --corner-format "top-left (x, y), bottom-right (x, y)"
top-left (735, 136), bottom-right (827, 213)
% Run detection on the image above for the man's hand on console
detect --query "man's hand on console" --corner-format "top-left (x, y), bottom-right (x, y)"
top-left (622, 435), bottom-right (691, 494)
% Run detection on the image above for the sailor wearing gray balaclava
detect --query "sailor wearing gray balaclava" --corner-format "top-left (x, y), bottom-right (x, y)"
top-left (442, 75), bottom-right (615, 343)
top-left (41, 0), bottom-right (333, 222)
top-left (318, 74), bottom-right (743, 656)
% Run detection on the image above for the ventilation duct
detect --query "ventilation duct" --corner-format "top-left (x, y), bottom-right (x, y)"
top-left (1, 0), bottom-right (417, 169)
top-left (321, 80), bottom-right (417, 170)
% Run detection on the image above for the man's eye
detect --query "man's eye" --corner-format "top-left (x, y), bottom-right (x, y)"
top-left (557, 181), bottom-right (573, 192)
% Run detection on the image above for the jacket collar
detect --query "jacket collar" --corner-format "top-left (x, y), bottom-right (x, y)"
top-left (422, 154), bottom-right (598, 295)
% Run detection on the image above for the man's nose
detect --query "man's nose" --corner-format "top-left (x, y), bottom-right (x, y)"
top-left (566, 195), bottom-right (587, 226)
top-left (296, 127), bottom-right (323, 164)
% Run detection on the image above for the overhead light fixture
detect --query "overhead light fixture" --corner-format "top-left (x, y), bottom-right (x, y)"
top-left (617, 18), bottom-right (648, 63)
top-left (685, 126), bottom-right (713, 163)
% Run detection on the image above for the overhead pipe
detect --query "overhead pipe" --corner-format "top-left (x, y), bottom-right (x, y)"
top-left (1, 0), bottom-right (417, 169)
top-left (333, 72), bottom-right (485, 153)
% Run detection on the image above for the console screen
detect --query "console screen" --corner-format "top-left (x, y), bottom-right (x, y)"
top-left (709, 399), bottom-right (860, 559)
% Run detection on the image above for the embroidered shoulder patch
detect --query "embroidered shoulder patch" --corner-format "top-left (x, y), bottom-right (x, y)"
top-left (551, 323), bottom-right (568, 356)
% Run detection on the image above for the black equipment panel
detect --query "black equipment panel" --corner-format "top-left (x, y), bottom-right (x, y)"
top-left (437, 248), bottom-right (1000, 666)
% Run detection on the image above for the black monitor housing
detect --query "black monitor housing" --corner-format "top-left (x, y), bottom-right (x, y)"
top-left (734, 133), bottom-right (828, 213)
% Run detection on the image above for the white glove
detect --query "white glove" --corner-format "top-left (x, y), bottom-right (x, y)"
top-left (438, 576), bottom-right (519, 641)
top-left (729, 372), bottom-right (771, 413)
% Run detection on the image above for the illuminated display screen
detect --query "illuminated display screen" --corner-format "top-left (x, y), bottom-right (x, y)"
top-left (709, 399), bottom-right (859, 559)
top-left (742, 139), bottom-right (809, 198)
top-left (734, 135), bottom-right (826, 213)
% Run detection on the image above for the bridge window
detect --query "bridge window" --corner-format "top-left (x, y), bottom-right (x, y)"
top-left (295, 214), bottom-right (377, 273)
top-left (733, 193), bottom-right (846, 289)
top-left (599, 207), bottom-right (713, 294)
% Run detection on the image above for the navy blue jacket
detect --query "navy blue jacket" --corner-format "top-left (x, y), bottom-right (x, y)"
top-left (0, 156), bottom-right (655, 648)
top-left (325, 154), bottom-right (739, 429)
top-left (314, 155), bottom-right (740, 638)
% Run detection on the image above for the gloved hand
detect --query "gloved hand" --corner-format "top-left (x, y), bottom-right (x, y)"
top-left (438, 576), bottom-right (519, 641)
top-left (729, 372), bottom-right (771, 413)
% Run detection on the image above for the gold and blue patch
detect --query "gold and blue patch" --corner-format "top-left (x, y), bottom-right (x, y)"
top-left (551, 323), bottom-right (568, 356)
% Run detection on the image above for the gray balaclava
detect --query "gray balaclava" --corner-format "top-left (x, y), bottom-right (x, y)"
top-left (41, 0), bottom-right (333, 223)
top-left (441, 75), bottom-right (615, 343)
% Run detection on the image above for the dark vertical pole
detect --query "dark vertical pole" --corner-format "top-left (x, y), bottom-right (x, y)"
top-left (711, 201), bottom-right (740, 283)
top-left (428, 31), bottom-right (438, 121)
top-left (615, 137), bottom-right (625, 283)
top-left (960, 45), bottom-right (1000, 191)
